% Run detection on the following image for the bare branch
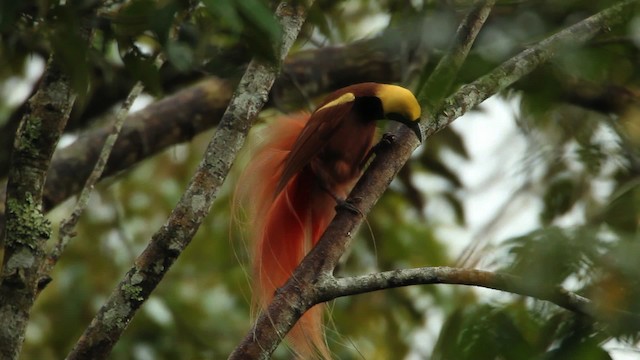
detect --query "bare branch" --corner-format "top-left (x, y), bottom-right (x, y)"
top-left (42, 77), bottom-right (234, 211)
top-left (65, 2), bottom-right (311, 359)
top-left (323, 267), bottom-right (593, 315)
top-left (321, 266), bottom-right (640, 328)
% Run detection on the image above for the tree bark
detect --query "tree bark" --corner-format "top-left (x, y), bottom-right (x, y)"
top-left (0, 57), bottom-right (75, 360)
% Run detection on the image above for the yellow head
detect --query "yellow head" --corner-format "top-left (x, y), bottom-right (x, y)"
top-left (314, 82), bottom-right (423, 141)
top-left (375, 84), bottom-right (421, 122)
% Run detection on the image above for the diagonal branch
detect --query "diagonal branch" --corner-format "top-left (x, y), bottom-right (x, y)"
top-left (426, 0), bottom-right (638, 139)
top-left (418, 0), bottom-right (495, 109)
top-left (229, 0), bottom-right (639, 357)
top-left (64, 2), bottom-right (311, 359)
top-left (42, 77), bottom-right (234, 212)
top-left (38, 80), bottom-right (145, 286)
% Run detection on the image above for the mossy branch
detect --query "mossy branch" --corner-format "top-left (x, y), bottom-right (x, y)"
top-left (0, 57), bottom-right (75, 360)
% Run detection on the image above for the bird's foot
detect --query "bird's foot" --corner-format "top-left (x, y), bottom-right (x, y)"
top-left (335, 197), bottom-right (363, 216)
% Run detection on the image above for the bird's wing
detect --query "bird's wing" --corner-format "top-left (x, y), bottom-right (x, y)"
top-left (275, 94), bottom-right (356, 194)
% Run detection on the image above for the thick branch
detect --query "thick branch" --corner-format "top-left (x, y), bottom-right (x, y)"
top-left (65, 2), bottom-right (311, 359)
top-left (230, 0), bottom-right (639, 357)
top-left (0, 57), bottom-right (75, 360)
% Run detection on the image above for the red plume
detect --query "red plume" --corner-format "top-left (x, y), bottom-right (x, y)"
top-left (235, 113), bottom-right (337, 358)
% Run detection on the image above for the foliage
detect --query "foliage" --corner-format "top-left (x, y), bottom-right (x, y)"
top-left (1, 0), bottom-right (639, 359)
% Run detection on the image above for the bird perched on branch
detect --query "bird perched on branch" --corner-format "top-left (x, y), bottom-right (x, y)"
top-left (235, 82), bottom-right (421, 359)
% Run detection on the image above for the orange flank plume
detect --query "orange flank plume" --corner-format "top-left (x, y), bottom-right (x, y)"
top-left (235, 83), bottom-right (421, 359)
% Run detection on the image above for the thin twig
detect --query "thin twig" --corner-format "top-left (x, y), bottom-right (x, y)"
top-left (39, 81), bottom-right (145, 282)
top-left (426, 0), bottom-right (638, 139)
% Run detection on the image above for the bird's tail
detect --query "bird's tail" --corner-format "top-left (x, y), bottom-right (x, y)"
top-left (235, 113), bottom-right (335, 359)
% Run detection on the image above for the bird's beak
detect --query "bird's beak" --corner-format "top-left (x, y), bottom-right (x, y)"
top-left (386, 113), bottom-right (423, 143)
top-left (408, 119), bottom-right (422, 143)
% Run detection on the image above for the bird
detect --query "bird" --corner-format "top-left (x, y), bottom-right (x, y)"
top-left (235, 82), bottom-right (421, 359)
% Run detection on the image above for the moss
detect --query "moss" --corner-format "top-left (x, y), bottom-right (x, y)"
top-left (103, 302), bottom-right (129, 331)
top-left (5, 193), bottom-right (51, 249)
top-left (16, 116), bottom-right (43, 155)
top-left (122, 283), bottom-right (144, 302)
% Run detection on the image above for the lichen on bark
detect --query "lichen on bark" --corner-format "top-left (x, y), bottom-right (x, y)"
top-left (0, 55), bottom-right (76, 360)
top-left (5, 195), bottom-right (51, 250)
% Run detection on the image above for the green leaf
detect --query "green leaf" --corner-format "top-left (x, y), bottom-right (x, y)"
top-left (148, 0), bottom-right (181, 44)
top-left (435, 304), bottom-right (540, 360)
top-left (202, 0), bottom-right (281, 61)
top-left (0, 1), bottom-right (25, 31)
top-left (234, 0), bottom-right (281, 47)
top-left (49, 5), bottom-right (90, 104)
top-left (166, 40), bottom-right (194, 72)
top-left (111, 0), bottom-right (156, 39)
top-left (595, 179), bottom-right (640, 233)
top-left (121, 49), bottom-right (162, 96)
top-left (201, 0), bottom-right (243, 32)
top-left (541, 176), bottom-right (581, 225)
top-left (503, 227), bottom-right (592, 288)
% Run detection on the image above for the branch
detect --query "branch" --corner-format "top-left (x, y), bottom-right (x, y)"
top-left (0, 56), bottom-right (75, 360)
top-left (427, 0), bottom-right (637, 138)
top-left (229, 0), bottom-right (639, 357)
top-left (418, 0), bottom-right (495, 109)
top-left (320, 267), bottom-right (640, 329)
top-left (323, 267), bottom-right (593, 315)
top-left (42, 77), bottom-right (233, 211)
top-left (65, 2), bottom-right (311, 359)
top-left (0, 77), bottom-right (233, 240)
